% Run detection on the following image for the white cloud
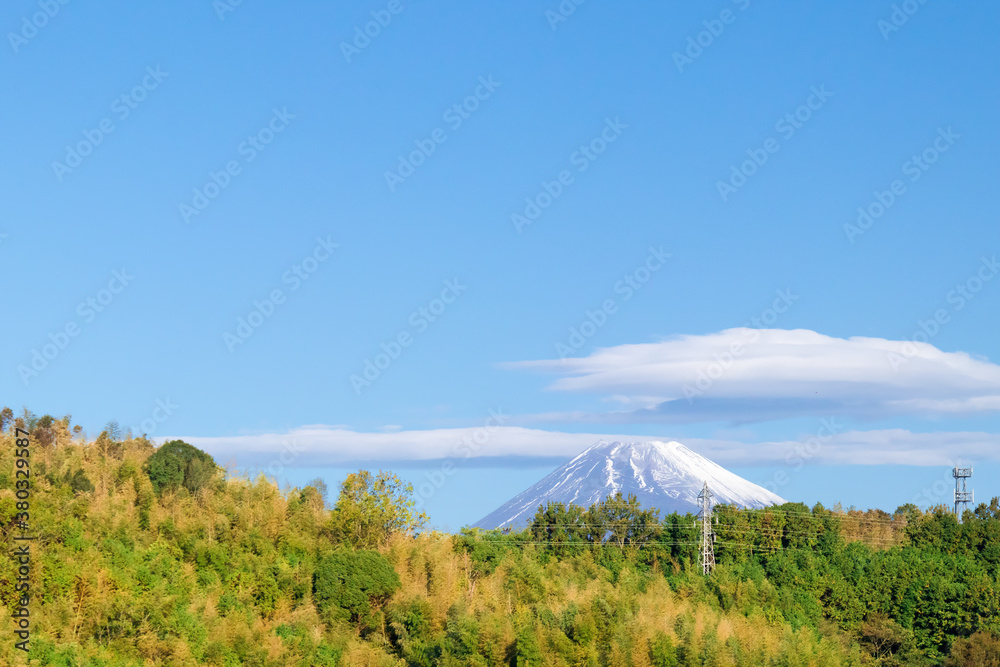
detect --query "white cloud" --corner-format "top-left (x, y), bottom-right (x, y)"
top-left (166, 424), bottom-right (1000, 468)
top-left (170, 424), bottom-right (640, 467)
top-left (685, 429), bottom-right (999, 467)
top-left (504, 328), bottom-right (1000, 423)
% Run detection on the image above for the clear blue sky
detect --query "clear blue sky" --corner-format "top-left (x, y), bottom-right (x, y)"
top-left (4, 1), bottom-right (999, 530)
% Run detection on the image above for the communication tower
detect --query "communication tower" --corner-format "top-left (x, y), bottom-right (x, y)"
top-left (953, 467), bottom-right (974, 518)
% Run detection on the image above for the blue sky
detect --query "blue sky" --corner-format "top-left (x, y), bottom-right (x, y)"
top-left (4, 1), bottom-right (999, 530)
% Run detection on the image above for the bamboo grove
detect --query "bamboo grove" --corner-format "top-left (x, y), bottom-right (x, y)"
top-left (0, 410), bottom-right (998, 666)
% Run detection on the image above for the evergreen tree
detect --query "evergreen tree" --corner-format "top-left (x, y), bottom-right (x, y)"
top-left (143, 439), bottom-right (216, 494)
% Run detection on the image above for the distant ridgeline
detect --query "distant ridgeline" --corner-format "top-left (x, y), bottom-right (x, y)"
top-left (0, 408), bottom-right (998, 666)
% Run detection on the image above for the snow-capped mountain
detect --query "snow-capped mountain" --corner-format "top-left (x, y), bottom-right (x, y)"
top-left (473, 440), bottom-right (785, 530)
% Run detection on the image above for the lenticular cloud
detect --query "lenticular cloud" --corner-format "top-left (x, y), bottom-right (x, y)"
top-left (506, 328), bottom-right (1000, 423)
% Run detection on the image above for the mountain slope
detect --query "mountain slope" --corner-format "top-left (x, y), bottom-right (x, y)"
top-left (474, 440), bottom-right (785, 530)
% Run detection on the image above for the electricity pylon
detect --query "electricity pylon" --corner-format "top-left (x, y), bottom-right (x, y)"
top-left (698, 481), bottom-right (716, 576)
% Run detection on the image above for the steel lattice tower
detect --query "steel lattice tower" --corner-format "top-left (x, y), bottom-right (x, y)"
top-left (953, 467), bottom-right (974, 518)
top-left (698, 481), bottom-right (716, 576)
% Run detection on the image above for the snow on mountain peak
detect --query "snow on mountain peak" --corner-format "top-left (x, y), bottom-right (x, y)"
top-left (473, 439), bottom-right (785, 530)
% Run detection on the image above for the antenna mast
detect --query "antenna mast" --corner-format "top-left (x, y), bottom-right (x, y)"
top-left (698, 481), bottom-right (716, 575)
top-left (953, 466), bottom-right (974, 519)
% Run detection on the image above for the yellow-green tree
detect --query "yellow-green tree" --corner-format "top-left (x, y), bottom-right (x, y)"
top-left (327, 470), bottom-right (428, 549)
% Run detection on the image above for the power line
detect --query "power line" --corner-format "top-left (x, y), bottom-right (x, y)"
top-left (524, 505), bottom-right (916, 526)
top-left (520, 517), bottom-right (908, 531)
top-left (452, 536), bottom-right (904, 549)
top-left (505, 527), bottom-right (906, 545)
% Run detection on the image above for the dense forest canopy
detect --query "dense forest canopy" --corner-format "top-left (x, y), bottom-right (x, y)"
top-left (0, 408), bottom-right (998, 666)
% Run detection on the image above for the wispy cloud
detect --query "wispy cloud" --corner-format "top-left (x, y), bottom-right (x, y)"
top-left (168, 424), bottom-right (1000, 468)
top-left (171, 424), bottom-right (636, 466)
top-left (685, 429), bottom-right (1000, 467)
top-left (503, 328), bottom-right (1000, 424)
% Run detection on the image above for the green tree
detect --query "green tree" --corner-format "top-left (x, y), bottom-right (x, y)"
top-left (143, 439), bottom-right (217, 495)
top-left (68, 469), bottom-right (94, 493)
top-left (513, 624), bottom-right (543, 666)
top-left (589, 492), bottom-right (660, 549)
top-left (328, 470), bottom-right (427, 549)
top-left (858, 613), bottom-right (928, 665)
top-left (895, 503), bottom-right (922, 523)
top-left (649, 631), bottom-right (679, 667)
top-left (975, 498), bottom-right (1000, 521)
top-left (531, 502), bottom-right (589, 557)
top-left (314, 550), bottom-right (400, 631)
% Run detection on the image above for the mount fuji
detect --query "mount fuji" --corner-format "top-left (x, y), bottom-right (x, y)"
top-left (473, 440), bottom-right (785, 530)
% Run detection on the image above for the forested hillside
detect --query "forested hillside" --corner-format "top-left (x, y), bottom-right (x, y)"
top-left (0, 410), bottom-right (998, 666)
